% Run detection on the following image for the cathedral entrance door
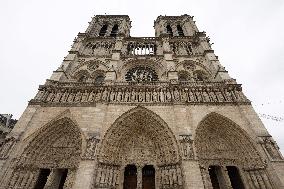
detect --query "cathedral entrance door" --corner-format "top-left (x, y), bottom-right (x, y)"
top-left (142, 165), bottom-right (155, 189)
top-left (123, 165), bottom-right (137, 189)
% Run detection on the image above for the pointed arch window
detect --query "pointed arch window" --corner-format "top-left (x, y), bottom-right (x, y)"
top-left (110, 24), bottom-right (119, 37)
top-left (99, 24), bottom-right (108, 36)
top-left (177, 25), bottom-right (184, 36)
top-left (166, 25), bottom-right (173, 37)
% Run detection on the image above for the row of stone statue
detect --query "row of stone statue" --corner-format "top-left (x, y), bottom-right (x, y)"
top-left (33, 86), bottom-right (248, 104)
top-left (159, 164), bottom-right (183, 188)
top-left (93, 163), bottom-right (120, 188)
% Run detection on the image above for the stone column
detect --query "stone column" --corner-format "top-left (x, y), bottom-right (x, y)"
top-left (72, 160), bottom-right (96, 189)
top-left (218, 167), bottom-right (233, 189)
top-left (182, 161), bottom-right (204, 189)
top-left (137, 166), bottom-right (143, 189)
top-left (200, 166), bottom-right (213, 189)
top-left (44, 169), bottom-right (62, 189)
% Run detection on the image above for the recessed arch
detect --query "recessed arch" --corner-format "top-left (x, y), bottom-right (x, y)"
top-left (98, 106), bottom-right (181, 166)
top-left (195, 112), bottom-right (264, 169)
top-left (17, 117), bottom-right (83, 169)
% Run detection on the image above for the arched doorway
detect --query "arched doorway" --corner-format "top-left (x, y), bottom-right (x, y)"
top-left (96, 106), bottom-right (183, 189)
top-left (3, 117), bottom-right (82, 189)
top-left (195, 112), bottom-right (273, 189)
top-left (142, 165), bottom-right (155, 189)
top-left (123, 164), bottom-right (137, 189)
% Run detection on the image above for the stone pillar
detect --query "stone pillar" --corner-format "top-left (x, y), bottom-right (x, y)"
top-left (137, 166), bottom-right (143, 189)
top-left (44, 169), bottom-right (62, 189)
top-left (72, 160), bottom-right (96, 189)
top-left (200, 166), bottom-right (213, 189)
top-left (182, 161), bottom-right (205, 189)
top-left (218, 167), bottom-right (233, 189)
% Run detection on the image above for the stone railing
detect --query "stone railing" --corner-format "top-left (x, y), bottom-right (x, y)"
top-left (29, 81), bottom-right (250, 106)
top-left (123, 37), bottom-right (162, 56)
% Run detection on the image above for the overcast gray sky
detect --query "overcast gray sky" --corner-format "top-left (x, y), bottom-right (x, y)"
top-left (0, 0), bottom-right (283, 153)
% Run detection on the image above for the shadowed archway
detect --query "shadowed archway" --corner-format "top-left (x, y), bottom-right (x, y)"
top-left (4, 117), bottom-right (83, 189)
top-left (195, 112), bottom-right (273, 189)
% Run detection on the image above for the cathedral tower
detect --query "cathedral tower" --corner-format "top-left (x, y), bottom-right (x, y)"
top-left (0, 14), bottom-right (283, 189)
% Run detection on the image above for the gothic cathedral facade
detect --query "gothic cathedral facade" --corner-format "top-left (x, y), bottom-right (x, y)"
top-left (0, 14), bottom-right (283, 189)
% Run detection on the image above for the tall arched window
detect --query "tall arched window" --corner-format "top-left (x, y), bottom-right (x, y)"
top-left (110, 24), bottom-right (119, 37)
top-left (99, 24), bottom-right (108, 36)
top-left (177, 25), bottom-right (184, 36)
top-left (166, 25), bottom-right (173, 37)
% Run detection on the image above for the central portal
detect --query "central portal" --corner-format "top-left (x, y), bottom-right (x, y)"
top-left (98, 107), bottom-right (182, 189)
top-left (123, 165), bottom-right (155, 189)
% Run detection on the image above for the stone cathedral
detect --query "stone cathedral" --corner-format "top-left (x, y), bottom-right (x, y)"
top-left (0, 14), bottom-right (284, 189)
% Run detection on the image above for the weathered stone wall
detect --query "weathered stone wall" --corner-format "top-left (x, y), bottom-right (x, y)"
top-left (0, 103), bottom-right (283, 188)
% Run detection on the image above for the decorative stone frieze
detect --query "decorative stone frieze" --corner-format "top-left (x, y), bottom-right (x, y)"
top-left (30, 81), bottom-right (249, 106)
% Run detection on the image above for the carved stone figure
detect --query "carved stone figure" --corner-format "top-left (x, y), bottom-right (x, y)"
top-left (179, 135), bottom-right (194, 160)
top-left (131, 89), bottom-right (136, 102)
top-left (166, 89), bottom-right (172, 102)
top-left (101, 88), bottom-right (109, 102)
top-left (173, 88), bottom-right (180, 101)
top-left (54, 90), bottom-right (63, 102)
top-left (145, 89), bottom-right (151, 102)
top-left (88, 91), bottom-right (95, 102)
top-left (152, 89), bottom-right (158, 102)
top-left (81, 90), bottom-right (89, 102)
top-left (46, 91), bottom-right (55, 102)
top-left (138, 89), bottom-right (144, 102)
top-left (160, 89), bottom-right (165, 102)
top-left (117, 89), bottom-right (123, 102)
top-left (124, 89), bottom-right (130, 102)
top-left (84, 137), bottom-right (100, 160)
top-left (95, 89), bottom-right (102, 102)
top-left (74, 91), bottom-right (82, 102)
top-left (60, 90), bottom-right (69, 102)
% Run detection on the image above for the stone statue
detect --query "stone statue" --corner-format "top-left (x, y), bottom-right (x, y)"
top-left (46, 91), bottom-right (55, 102)
top-left (81, 90), bottom-right (89, 102)
top-left (138, 89), bottom-right (144, 102)
top-left (88, 91), bottom-right (95, 102)
top-left (60, 90), bottom-right (69, 102)
top-left (131, 89), bottom-right (136, 102)
top-left (173, 88), bottom-right (180, 101)
top-left (152, 89), bottom-right (158, 102)
top-left (95, 89), bottom-right (102, 102)
top-left (160, 89), bottom-right (165, 102)
top-left (117, 89), bottom-right (123, 102)
top-left (166, 89), bottom-right (172, 102)
top-left (74, 91), bottom-right (82, 102)
top-left (124, 89), bottom-right (130, 102)
top-left (102, 88), bottom-right (109, 102)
